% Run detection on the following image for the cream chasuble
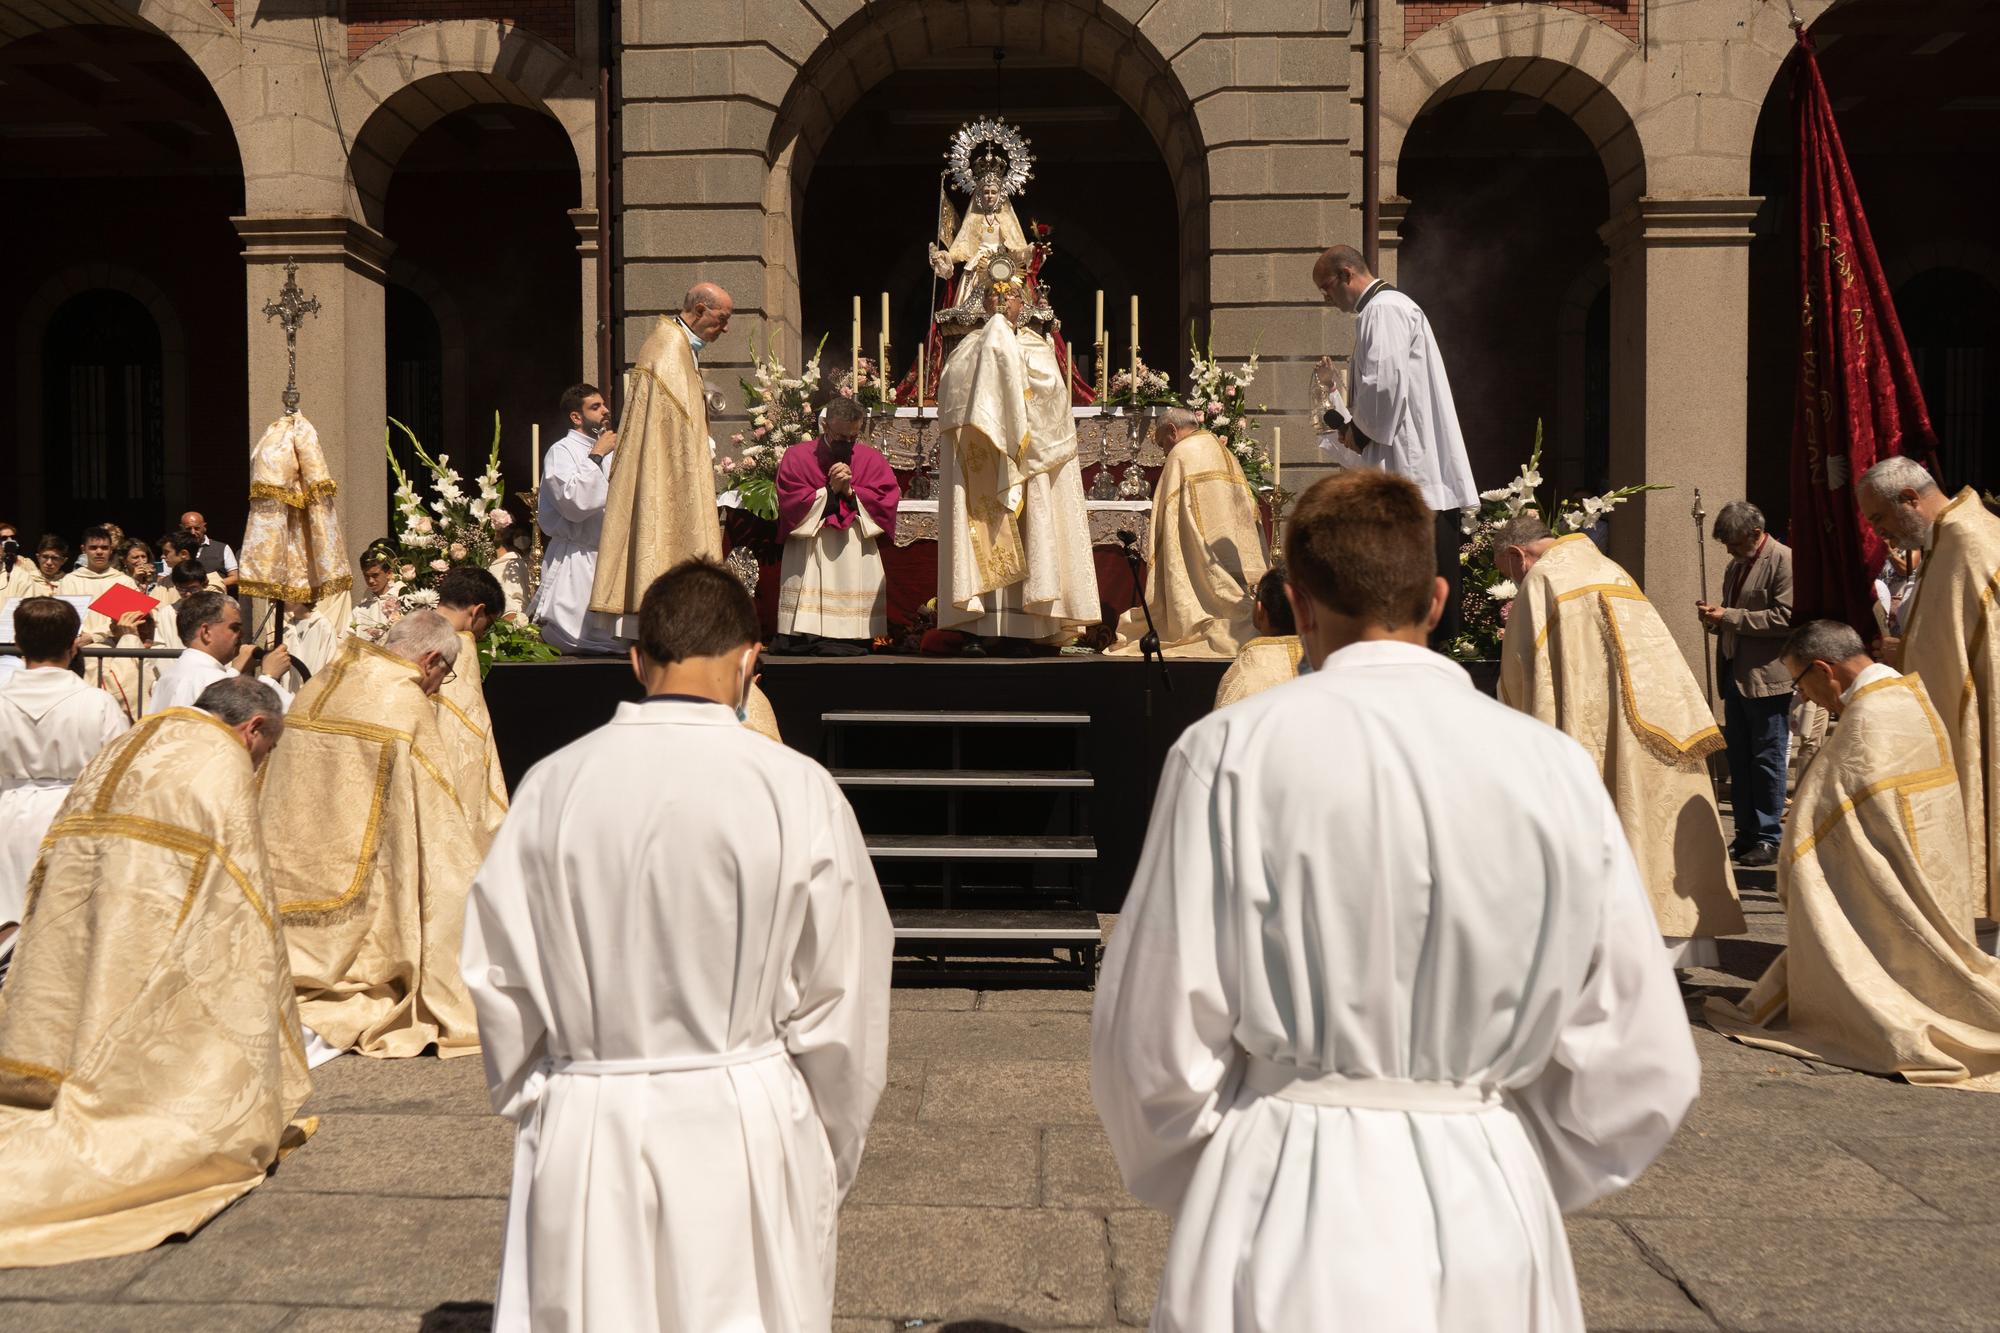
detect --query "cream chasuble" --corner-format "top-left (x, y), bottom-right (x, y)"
top-left (745, 681), bottom-right (783, 745)
top-left (936, 316), bottom-right (1099, 640)
top-left (0, 709), bottom-right (313, 1266)
top-left (590, 317), bottom-right (723, 636)
top-left (1897, 486), bottom-right (2000, 922)
top-left (0, 667), bottom-right (128, 924)
top-left (55, 566), bottom-right (138, 642)
top-left (461, 698), bottom-right (892, 1333)
top-left (1213, 635), bottom-right (1303, 709)
top-left (436, 629), bottom-right (508, 854)
top-left (1708, 670), bottom-right (2000, 1088)
top-left (1093, 643), bottom-right (1697, 1333)
top-left (263, 636), bottom-right (484, 1059)
top-left (1112, 431), bottom-right (1267, 658)
top-left (1501, 535), bottom-right (1745, 944)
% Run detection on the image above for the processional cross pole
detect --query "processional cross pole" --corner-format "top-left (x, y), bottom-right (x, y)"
top-left (1693, 487), bottom-right (1714, 700)
top-left (262, 258), bottom-right (321, 416)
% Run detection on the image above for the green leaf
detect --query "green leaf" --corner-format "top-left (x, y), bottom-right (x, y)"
top-left (737, 474), bottom-right (779, 522)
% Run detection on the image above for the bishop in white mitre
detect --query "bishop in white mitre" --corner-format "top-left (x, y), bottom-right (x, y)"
top-left (462, 560), bottom-right (892, 1332)
top-left (1093, 470), bottom-right (1697, 1332)
top-left (0, 599), bottom-right (129, 928)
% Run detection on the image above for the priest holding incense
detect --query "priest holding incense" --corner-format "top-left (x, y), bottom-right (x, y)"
top-left (264, 611), bottom-right (484, 1059)
top-left (0, 676), bottom-right (310, 1267)
top-left (1861, 454), bottom-right (2000, 926)
top-left (1495, 514), bottom-right (1745, 964)
top-left (936, 261), bottom-right (1098, 643)
top-left (1093, 471), bottom-right (1696, 1333)
top-left (590, 283), bottom-right (731, 641)
top-left (463, 560), bottom-right (892, 1331)
top-left (1709, 621), bottom-right (2000, 1087)
top-left (1111, 408), bottom-right (1267, 658)
top-left (434, 567), bottom-right (510, 852)
top-left (773, 396), bottom-right (899, 654)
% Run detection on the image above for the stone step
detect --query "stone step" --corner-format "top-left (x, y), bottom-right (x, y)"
top-left (834, 768), bottom-right (1094, 789)
top-left (891, 907), bottom-right (1101, 944)
top-left (823, 709), bottom-right (1091, 727)
top-left (865, 834), bottom-right (1097, 861)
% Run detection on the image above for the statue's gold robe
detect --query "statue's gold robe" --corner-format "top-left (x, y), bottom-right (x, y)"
top-left (0, 708), bottom-right (313, 1265)
top-left (1897, 487), bottom-right (2000, 922)
top-left (1708, 670), bottom-right (2000, 1088)
top-left (435, 629), bottom-right (507, 854)
top-left (1112, 431), bottom-right (1268, 659)
top-left (1501, 535), bottom-right (1745, 941)
top-left (264, 637), bottom-right (483, 1058)
top-left (590, 317), bottom-right (722, 633)
top-left (1213, 635), bottom-right (1303, 709)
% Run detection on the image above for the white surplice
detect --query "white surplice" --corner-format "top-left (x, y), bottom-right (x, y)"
top-left (534, 429), bottom-right (623, 655)
top-left (776, 490), bottom-right (889, 641)
top-left (461, 698), bottom-right (894, 1333)
top-left (1347, 282), bottom-right (1480, 512)
top-left (1092, 641), bottom-right (1699, 1333)
top-left (0, 667), bottom-right (129, 923)
top-left (146, 649), bottom-right (293, 716)
top-left (283, 608), bottom-right (340, 693)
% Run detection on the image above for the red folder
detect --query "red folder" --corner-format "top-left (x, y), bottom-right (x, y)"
top-left (88, 582), bottom-right (161, 621)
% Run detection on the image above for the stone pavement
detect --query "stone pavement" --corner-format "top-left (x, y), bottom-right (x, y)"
top-left (6, 881), bottom-right (2000, 1331)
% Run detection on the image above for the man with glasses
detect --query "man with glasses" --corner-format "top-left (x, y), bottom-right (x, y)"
top-left (148, 591), bottom-right (293, 715)
top-left (1697, 501), bottom-right (1795, 868)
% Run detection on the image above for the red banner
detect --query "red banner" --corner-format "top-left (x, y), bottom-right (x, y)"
top-left (1789, 29), bottom-right (1936, 629)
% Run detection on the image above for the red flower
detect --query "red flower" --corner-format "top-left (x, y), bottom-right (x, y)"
top-left (1032, 221), bottom-right (1052, 238)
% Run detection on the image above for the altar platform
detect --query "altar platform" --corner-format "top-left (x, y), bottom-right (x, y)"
top-left (486, 653), bottom-right (1226, 975)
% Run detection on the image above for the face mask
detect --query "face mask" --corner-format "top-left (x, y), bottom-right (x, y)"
top-left (682, 319), bottom-right (707, 355)
top-left (734, 646), bottom-right (758, 723)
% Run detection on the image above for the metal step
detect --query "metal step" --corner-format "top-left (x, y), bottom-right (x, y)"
top-left (834, 768), bottom-right (1093, 790)
top-left (823, 709), bottom-right (1090, 726)
top-left (892, 907), bottom-right (1102, 944)
top-left (865, 834), bottom-right (1096, 861)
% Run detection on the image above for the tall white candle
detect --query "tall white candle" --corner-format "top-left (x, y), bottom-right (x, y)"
top-left (1094, 290), bottom-right (1104, 349)
top-left (530, 422), bottom-right (540, 490)
top-left (852, 295), bottom-right (862, 383)
top-left (917, 344), bottom-right (927, 409)
top-left (1129, 294), bottom-right (1140, 391)
top-left (1272, 425), bottom-right (1281, 489)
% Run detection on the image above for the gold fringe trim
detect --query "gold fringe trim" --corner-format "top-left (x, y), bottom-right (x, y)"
top-left (249, 477), bottom-right (340, 509)
top-left (239, 572), bottom-right (353, 604)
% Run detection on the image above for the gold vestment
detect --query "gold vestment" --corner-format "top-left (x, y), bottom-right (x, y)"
top-left (435, 629), bottom-right (508, 854)
top-left (1112, 430), bottom-right (1267, 659)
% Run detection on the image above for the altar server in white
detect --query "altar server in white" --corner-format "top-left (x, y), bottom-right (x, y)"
top-left (1092, 470), bottom-right (1698, 1333)
top-left (533, 382), bottom-right (623, 655)
top-left (1312, 245), bottom-right (1478, 513)
top-left (463, 558), bottom-right (893, 1333)
top-left (0, 598), bottom-right (128, 928)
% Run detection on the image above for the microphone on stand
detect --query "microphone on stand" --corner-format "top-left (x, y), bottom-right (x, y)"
top-left (1116, 528), bottom-right (1172, 694)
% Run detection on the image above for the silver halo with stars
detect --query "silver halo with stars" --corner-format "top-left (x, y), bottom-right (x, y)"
top-left (945, 117), bottom-right (1035, 198)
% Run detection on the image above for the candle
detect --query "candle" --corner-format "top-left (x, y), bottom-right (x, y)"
top-left (1094, 290), bottom-right (1104, 349)
top-left (1129, 294), bottom-right (1140, 392)
top-left (852, 295), bottom-right (862, 384)
top-left (880, 291), bottom-right (891, 392)
top-left (530, 422), bottom-right (540, 490)
top-left (1063, 337), bottom-right (1073, 403)
top-left (917, 344), bottom-right (927, 409)
top-left (1272, 425), bottom-right (1281, 490)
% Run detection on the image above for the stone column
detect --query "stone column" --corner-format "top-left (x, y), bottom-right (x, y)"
top-left (1376, 197), bottom-right (1409, 288)
top-left (235, 214), bottom-right (394, 567)
top-left (1600, 196), bottom-right (1762, 683)
top-left (571, 207), bottom-right (602, 385)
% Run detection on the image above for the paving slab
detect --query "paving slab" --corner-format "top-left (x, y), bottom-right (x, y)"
top-left (920, 1060), bottom-right (1099, 1124)
top-left (1685, 1068), bottom-right (2000, 1139)
top-left (1107, 1209), bottom-right (1171, 1328)
top-left (875, 1057), bottom-right (927, 1121)
top-left (834, 1205), bottom-right (1112, 1327)
top-left (1836, 1135), bottom-right (2000, 1222)
top-left (301, 1054), bottom-right (493, 1117)
top-left (0, 1247), bottom-right (167, 1300)
top-left (262, 1112), bottom-right (513, 1199)
top-left (1686, 1025), bottom-right (1815, 1075)
top-left (1590, 1130), bottom-right (1940, 1220)
top-left (1631, 1218), bottom-right (2000, 1332)
top-left (893, 988), bottom-right (980, 1011)
top-left (888, 1010), bottom-right (1093, 1060)
top-left (1562, 1219), bottom-right (1716, 1332)
top-left (1040, 1124), bottom-right (1138, 1211)
top-left (847, 1122), bottom-right (1042, 1207)
top-left (978, 989), bottom-right (1097, 1012)
top-left (282, 1310), bottom-right (443, 1333)
top-left (121, 1192), bottom-right (505, 1308)
top-left (0, 1301), bottom-right (293, 1332)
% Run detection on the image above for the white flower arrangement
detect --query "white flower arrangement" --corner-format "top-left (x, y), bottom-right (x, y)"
top-left (1187, 331), bottom-right (1276, 493)
top-left (722, 332), bottom-right (828, 521)
top-left (386, 410), bottom-right (515, 595)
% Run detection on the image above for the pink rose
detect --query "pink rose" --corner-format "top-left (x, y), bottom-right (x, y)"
top-left (399, 564), bottom-right (417, 580)
top-left (429, 558), bottom-right (449, 572)
top-left (449, 542), bottom-right (468, 560)
top-left (754, 425), bottom-right (769, 438)
top-left (1207, 400), bottom-right (1224, 414)
top-left (414, 516), bottom-right (433, 534)
top-left (490, 510), bottom-right (513, 530)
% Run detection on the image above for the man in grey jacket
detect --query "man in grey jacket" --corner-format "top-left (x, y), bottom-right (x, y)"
top-left (1698, 501), bottom-right (1795, 866)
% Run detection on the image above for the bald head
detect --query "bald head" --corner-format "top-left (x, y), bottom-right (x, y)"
top-left (1154, 406), bottom-right (1202, 452)
top-left (682, 283), bottom-right (734, 343)
top-left (1313, 245), bottom-right (1375, 312)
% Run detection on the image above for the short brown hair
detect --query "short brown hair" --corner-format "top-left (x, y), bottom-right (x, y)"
top-left (638, 559), bottom-right (759, 665)
top-left (15, 596), bottom-right (81, 660)
top-left (560, 383), bottom-right (601, 421)
top-left (1284, 470), bottom-right (1435, 630)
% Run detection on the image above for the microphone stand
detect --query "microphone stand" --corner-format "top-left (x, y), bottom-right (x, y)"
top-left (1117, 528), bottom-right (1172, 694)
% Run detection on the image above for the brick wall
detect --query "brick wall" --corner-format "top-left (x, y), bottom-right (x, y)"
top-left (1405, 2), bottom-right (1638, 43)
top-left (346, 1), bottom-right (577, 57)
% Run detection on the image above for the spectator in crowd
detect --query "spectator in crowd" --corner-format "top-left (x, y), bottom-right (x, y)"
top-left (1698, 501), bottom-right (1795, 868)
top-left (179, 511), bottom-right (239, 592)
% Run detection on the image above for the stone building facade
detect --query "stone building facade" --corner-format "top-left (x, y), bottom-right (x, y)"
top-left (9, 0), bottom-right (1990, 671)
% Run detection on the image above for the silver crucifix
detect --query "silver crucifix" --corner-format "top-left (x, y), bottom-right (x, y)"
top-left (262, 258), bottom-right (321, 415)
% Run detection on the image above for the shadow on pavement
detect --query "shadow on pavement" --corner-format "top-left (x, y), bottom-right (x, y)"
top-left (421, 1302), bottom-right (493, 1332)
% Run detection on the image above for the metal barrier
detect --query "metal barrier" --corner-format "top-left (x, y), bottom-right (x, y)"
top-left (1, 644), bottom-right (183, 719)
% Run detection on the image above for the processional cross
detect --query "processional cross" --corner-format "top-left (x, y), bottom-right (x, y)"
top-left (262, 258), bottom-right (321, 415)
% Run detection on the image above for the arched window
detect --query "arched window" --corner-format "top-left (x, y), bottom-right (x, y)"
top-left (41, 290), bottom-right (163, 536)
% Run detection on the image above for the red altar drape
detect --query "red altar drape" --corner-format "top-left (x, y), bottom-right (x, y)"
top-left (1788, 27), bottom-right (1936, 628)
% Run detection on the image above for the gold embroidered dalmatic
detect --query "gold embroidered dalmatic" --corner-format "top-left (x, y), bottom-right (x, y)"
top-left (435, 630), bottom-right (507, 854)
top-left (1897, 487), bottom-right (2000, 922)
top-left (1111, 430), bottom-right (1268, 659)
top-left (1214, 635), bottom-right (1303, 709)
top-left (1707, 672), bottom-right (2000, 1088)
top-left (0, 709), bottom-right (313, 1266)
top-left (1501, 535), bottom-right (1745, 940)
top-left (590, 318), bottom-right (722, 627)
top-left (263, 636), bottom-right (483, 1058)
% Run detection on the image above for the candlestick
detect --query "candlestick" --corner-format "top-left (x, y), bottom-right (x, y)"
top-left (1129, 294), bottom-right (1140, 393)
top-left (531, 423), bottom-right (540, 490)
